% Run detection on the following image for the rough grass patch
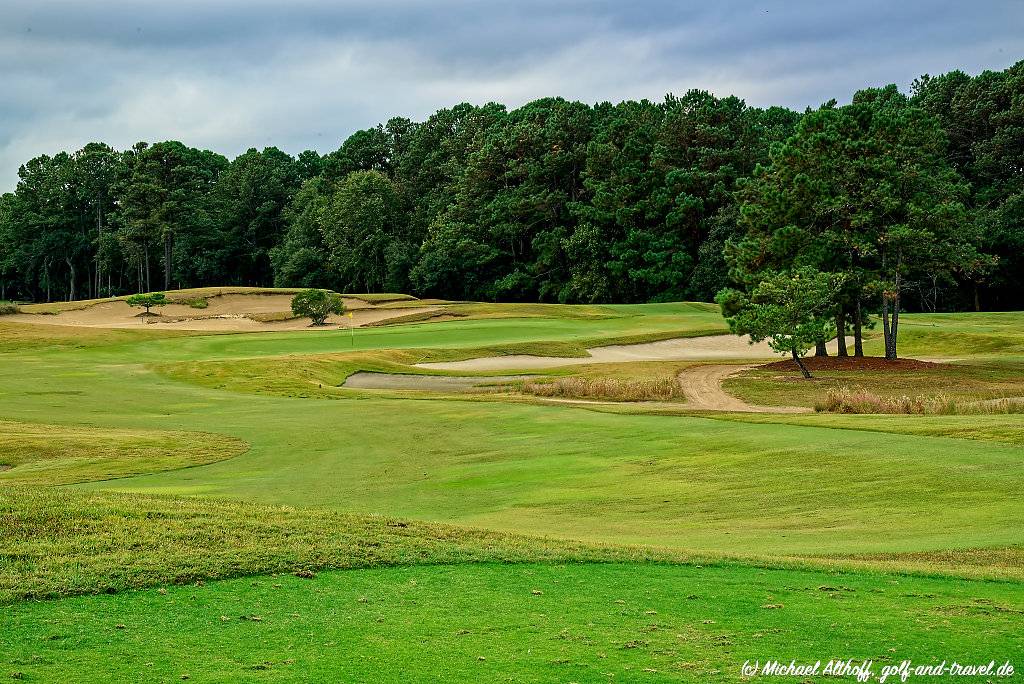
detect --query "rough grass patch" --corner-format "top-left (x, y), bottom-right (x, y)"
top-left (516, 376), bottom-right (685, 402)
top-left (815, 386), bottom-right (1024, 415)
top-left (0, 487), bottom-right (697, 603)
top-left (0, 421), bottom-right (247, 485)
top-left (362, 309), bottom-right (461, 327)
top-left (0, 302), bottom-right (20, 315)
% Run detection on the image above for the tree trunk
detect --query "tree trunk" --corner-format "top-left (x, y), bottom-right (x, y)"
top-left (95, 202), bottom-right (103, 300)
top-left (854, 298), bottom-right (864, 357)
top-left (814, 340), bottom-right (828, 357)
top-left (882, 295), bottom-right (899, 360)
top-left (974, 284), bottom-right (981, 312)
top-left (883, 261), bottom-right (902, 361)
top-left (835, 308), bottom-right (848, 357)
top-left (891, 289), bottom-right (900, 360)
top-left (791, 348), bottom-right (812, 379)
top-left (65, 257), bottom-right (76, 301)
top-left (163, 233), bottom-right (173, 291)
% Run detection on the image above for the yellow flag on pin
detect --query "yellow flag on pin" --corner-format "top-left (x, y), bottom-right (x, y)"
top-left (347, 312), bottom-right (353, 318)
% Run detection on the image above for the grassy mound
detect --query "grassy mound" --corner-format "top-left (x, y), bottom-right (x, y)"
top-left (0, 487), bottom-right (692, 603)
top-left (0, 320), bottom-right (190, 352)
top-left (0, 421), bottom-right (247, 485)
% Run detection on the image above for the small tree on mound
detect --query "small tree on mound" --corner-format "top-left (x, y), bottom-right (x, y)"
top-left (717, 269), bottom-right (842, 379)
top-left (125, 292), bottom-right (167, 315)
top-left (291, 288), bottom-right (345, 326)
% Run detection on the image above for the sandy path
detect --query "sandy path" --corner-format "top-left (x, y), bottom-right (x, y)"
top-left (676, 364), bottom-right (810, 413)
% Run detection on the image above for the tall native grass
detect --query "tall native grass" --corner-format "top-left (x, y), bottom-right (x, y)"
top-left (516, 376), bottom-right (686, 402)
top-left (816, 386), bottom-right (1024, 415)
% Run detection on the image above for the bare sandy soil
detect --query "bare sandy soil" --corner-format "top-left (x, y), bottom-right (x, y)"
top-left (342, 372), bottom-right (536, 393)
top-left (676, 364), bottom-right (810, 413)
top-left (7, 295), bottom-right (442, 332)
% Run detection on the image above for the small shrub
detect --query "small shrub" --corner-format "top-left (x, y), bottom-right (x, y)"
top-left (185, 297), bottom-right (208, 309)
top-left (291, 289), bottom-right (345, 326)
top-left (125, 292), bottom-right (167, 315)
top-left (516, 376), bottom-right (685, 402)
top-left (0, 302), bottom-right (20, 316)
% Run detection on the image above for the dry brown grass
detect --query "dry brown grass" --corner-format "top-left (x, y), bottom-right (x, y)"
top-left (815, 386), bottom-right (1024, 415)
top-left (516, 376), bottom-right (685, 402)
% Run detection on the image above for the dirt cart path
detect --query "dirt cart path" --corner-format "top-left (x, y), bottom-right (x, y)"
top-left (677, 364), bottom-right (810, 413)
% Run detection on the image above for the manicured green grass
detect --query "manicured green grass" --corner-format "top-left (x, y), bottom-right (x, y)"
top-left (2, 562), bottom-right (1021, 683)
top-left (859, 311), bottom-right (1024, 359)
top-left (102, 301), bottom-right (727, 363)
top-left (5, 368), bottom-right (1020, 558)
top-left (2, 306), bottom-right (1022, 561)
top-left (445, 301), bottom-right (621, 319)
top-left (713, 411), bottom-right (1024, 447)
top-left (0, 421), bottom-right (246, 485)
top-left (3, 296), bottom-right (1024, 682)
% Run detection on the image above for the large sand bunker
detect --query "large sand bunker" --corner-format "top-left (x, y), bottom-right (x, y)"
top-left (8, 294), bottom-right (443, 332)
top-left (416, 335), bottom-right (775, 372)
top-left (416, 336), bottom-right (852, 372)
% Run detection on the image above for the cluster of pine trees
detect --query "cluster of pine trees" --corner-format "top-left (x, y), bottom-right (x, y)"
top-left (1, 61), bottom-right (1020, 309)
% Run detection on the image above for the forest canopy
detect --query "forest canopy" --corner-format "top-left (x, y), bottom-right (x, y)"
top-left (1, 60), bottom-right (1020, 312)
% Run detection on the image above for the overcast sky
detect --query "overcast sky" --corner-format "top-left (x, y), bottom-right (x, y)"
top-left (2, 0), bottom-right (1021, 190)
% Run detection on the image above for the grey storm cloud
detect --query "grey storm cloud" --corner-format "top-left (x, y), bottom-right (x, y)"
top-left (1, 0), bottom-right (1022, 189)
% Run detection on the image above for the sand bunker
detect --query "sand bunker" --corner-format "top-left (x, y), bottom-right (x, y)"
top-left (8, 294), bottom-right (442, 332)
top-left (343, 371), bottom-right (535, 393)
top-left (415, 335), bottom-right (773, 372)
top-left (417, 335), bottom-right (852, 371)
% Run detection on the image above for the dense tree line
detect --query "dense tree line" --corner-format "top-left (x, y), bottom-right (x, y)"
top-left (720, 85), bottom-right (983, 360)
top-left (1, 61), bottom-right (1020, 310)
